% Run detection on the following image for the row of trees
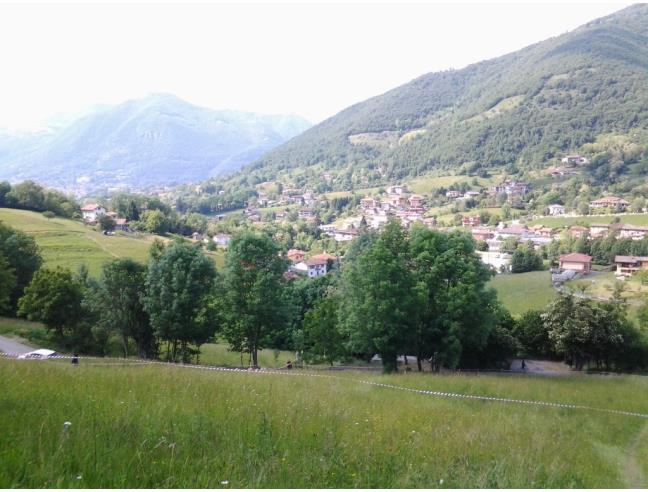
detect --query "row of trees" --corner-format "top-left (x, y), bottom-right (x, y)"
top-left (10, 217), bottom-right (648, 373)
top-left (0, 181), bottom-right (79, 218)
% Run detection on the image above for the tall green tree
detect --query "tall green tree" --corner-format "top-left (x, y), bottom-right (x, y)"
top-left (222, 231), bottom-right (289, 367)
top-left (339, 220), bottom-right (417, 373)
top-left (95, 259), bottom-right (154, 358)
top-left (302, 296), bottom-right (347, 365)
top-left (17, 267), bottom-right (83, 337)
top-left (143, 241), bottom-right (218, 362)
top-left (0, 223), bottom-right (42, 313)
top-left (0, 254), bottom-right (16, 314)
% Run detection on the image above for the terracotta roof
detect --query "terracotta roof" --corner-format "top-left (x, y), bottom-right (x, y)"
top-left (305, 258), bottom-right (327, 266)
top-left (615, 255), bottom-right (648, 263)
top-left (559, 253), bottom-right (592, 263)
top-left (81, 203), bottom-right (103, 211)
top-left (312, 252), bottom-right (336, 262)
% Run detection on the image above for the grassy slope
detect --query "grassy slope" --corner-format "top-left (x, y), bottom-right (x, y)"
top-left (489, 271), bottom-right (556, 316)
top-left (528, 213), bottom-right (648, 228)
top-left (0, 208), bottom-right (223, 275)
top-left (1, 360), bottom-right (648, 487)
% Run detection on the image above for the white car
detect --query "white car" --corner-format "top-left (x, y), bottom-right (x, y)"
top-left (18, 349), bottom-right (59, 359)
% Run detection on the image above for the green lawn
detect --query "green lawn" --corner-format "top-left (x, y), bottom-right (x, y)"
top-left (528, 213), bottom-right (648, 228)
top-left (489, 271), bottom-right (556, 315)
top-left (0, 208), bottom-right (223, 275)
top-left (2, 360), bottom-right (648, 487)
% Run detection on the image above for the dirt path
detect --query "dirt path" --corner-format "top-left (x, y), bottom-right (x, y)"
top-left (624, 423), bottom-right (648, 488)
top-left (0, 334), bottom-right (35, 354)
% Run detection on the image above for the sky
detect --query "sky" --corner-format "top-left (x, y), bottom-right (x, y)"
top-left (0, 1), bottom-right (629, 131)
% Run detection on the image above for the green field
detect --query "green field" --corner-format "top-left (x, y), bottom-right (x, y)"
top-left (0, 208), bottom-right (223, 275)
top-left (2, 359), bottom-right (648, 487)
top-left (528, 213), bottom-right (648, 228)
top-left (489, 271), bottom-right (556, 316)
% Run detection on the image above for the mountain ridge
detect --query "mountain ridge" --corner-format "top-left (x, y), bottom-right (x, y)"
top-left (0, 94), bottom-right (311, 193)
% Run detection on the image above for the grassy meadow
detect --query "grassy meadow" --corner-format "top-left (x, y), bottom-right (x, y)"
top-left (1, 359), bottom-right (648, 487)
top-left (489, 271), bottom-right (556, 316)
top-left (0, 208), bottom-right (224, 275)
top-left (527, 213), bottom-right (648, 228)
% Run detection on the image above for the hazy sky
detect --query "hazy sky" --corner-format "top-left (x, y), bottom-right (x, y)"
top-left (0, 1), bottom-right (627, 131)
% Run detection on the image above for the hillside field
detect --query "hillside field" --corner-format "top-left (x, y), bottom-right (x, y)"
top-left (489, 271), bottom-right (556, 316)
top-left (527, 213), bottom-right (648, 228)
top-left (1, 359), bottom-right (648, 487)
top-left (0, 208), bottom-right (223, 275)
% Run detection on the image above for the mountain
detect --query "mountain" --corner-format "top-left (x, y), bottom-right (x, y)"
top-left (0, 94), bottom-right (311, 193)
top-left (245, 4), bottom-right (648, 190)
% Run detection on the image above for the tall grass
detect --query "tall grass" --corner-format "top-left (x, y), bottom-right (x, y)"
top-left (1, 360), bottom-right (647, 487)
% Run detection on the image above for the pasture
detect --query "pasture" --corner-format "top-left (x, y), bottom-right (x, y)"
top-left (1, 359), bottom-right (648, 487)
top-left (0, 208), bottom-right (223, 275)
top-left (527, 213), bottom-right (648, 228)
top-left (489, 271), bottom-right (556, 316)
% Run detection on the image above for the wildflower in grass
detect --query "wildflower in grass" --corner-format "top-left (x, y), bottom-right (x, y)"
top-left (63, 421), bottom-right (71, 428)
top-left (439, 479), bottom-right (444, 485)
top-left (220, 480), bottom-right (229, 485)
top-left (76, 475), bottom-right (82, 480)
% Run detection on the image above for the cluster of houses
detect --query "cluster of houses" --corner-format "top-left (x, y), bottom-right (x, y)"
top-left (320, 185), bottom-right (438, 241)
top-left (80, 203), bottom-right (130, 231)
top-left (545, 196), bottom-right (631, 216)
top-left (191, 232), bottom-right (232, 248)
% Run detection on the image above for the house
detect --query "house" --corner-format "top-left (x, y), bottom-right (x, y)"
top-left (548, 204), bottom-right (565, 216)
top-left (385, 194), bottom-right (408, 208)
top-left (81, 203), bottom-right (106, 223)
top-left (464, 191), bottom-right (481, 199)
top-left (422, 217), bottom-right (437, 229)
top-left (471, 228), bottom-right (494, 241)
top-left (332, 229), bottom-right (359, 242)
top-left (568, 225), bottom-right (590, 239)
top-left (589, 224), bottom-right (611, 238)
top-left (360, 197), bottom-right (380, 210)
top-left (536, 227), bottom-right (555, 238)
top-left (214, 234), bottom-right (231, 247)
top-left (386, 185), bottom-right (408, 195)
top-left (298, 209), bottom-right (315, 219)
top-left (476, 251), bottom-right (512, 272)
top-left (614, 255), bottom-right (648, 277)
top-left (191, 232), bottom-right (204, 242)
top-left (293, 258), bottom-right (327, 278)
top-left (445, 190), bottom-right (463, 199)
top-left (589, 196), bottom-right (630, 211)
top-left (559, 253), bottom-right (592, 272)
top-left (618, 225), bottom-right (648, 241)
top-left (287, 249), bottom-right (307, 263)
top-left (462, 215), bottom-right (481, 227)
top-left (490, 180), bottom-right (529, 196)
top-left (561, 155), bottom-right (589, 165)
top-left (312, 252), bottom-right (337, 266)
top-left (114, 218), bottom-right (130, 231)
top-left (497, 225), bottom-right (527, 238)
top-left (408, 194), bottom-right (424, 208)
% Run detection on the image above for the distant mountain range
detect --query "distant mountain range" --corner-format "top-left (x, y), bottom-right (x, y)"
top-left (0, 94), bottom-right (311, 193)
top-left (245, 4), bottom-right (648, 191)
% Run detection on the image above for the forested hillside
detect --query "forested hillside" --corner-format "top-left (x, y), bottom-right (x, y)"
top-left (242, 4), bottom-right (648, 190)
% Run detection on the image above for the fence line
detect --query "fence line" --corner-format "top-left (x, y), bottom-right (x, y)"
top-left (2, 352), bottom-right (648, 420)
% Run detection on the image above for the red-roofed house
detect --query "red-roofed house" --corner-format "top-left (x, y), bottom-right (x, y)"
top-left (559, 253), bottom-right (592, 272)
top-left (287, 249), bottom-right (306, 263)
top-left (81, 203), bottom-right (106, 223)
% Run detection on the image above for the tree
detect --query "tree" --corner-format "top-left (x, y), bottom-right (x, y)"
top-left (17, 267), bottom-right (83, 337)
top-left (302, 296), bottom-right (347, 365)
top-left (514, 309), bottom-right (554, 358)
top-left (140, 209), bottom-right (169, 235)
top-left (98, 214), bottom-right (116, 232)
top-left (221, 231), bottom-right (289, 368)
top-left (42, 211), bottom-right (55, 220)
top-left (143, 241), bottom-right (218, 362)
top-left (0, 254), bottom-right (16, 314)
top-left (510, 243), bottom-right (543, 273)
top-left (0, 222), bottom-right (42, 313)
top-left (95, 259), bottom-right (154, 358)
top-left (409, 226), bottom-right (500, 370)
top-left (339, 220), bottom-right (417, 373)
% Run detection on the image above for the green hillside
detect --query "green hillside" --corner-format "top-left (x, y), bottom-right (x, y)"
top-left (0, 208), bottom-right (223, 275)
top-left (222, 5), bottom-right (648, 193)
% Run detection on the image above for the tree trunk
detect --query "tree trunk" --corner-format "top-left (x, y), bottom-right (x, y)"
top-left (122, 334), bottom-right (129, 358)
top-left (252, 348), bottom-right (258, 368)
top-left (416, 356), bottom-right (423, 372)
top-left (382, 354), bottom-right (398, 374)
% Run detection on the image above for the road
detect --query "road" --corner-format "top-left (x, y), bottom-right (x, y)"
top-left (510, 359), bottom-right (571, 374)
top-left (0, 335), bottom-right (35, 355)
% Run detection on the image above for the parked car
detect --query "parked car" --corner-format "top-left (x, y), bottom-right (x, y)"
top-left (17, 349), bottom-right (59, 359)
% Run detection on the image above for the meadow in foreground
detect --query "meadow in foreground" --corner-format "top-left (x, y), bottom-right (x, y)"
top-left (1, 359), bottom-right (648, 488)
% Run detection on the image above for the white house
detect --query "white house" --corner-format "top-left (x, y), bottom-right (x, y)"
top-left (293, 258), bottom-right (327, 278)
top-left (214, 233), bottom-right (231, 247)
top-left (81, 203), bottom-right (106, 223)
top-left (476, 251), bottom-right (512, 272)
top-left (547, 204), bottom-right (565, 216)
